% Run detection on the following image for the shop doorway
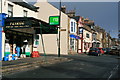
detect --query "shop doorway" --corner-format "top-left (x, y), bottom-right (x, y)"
top-left (4, 30), bottom-right (33, 57)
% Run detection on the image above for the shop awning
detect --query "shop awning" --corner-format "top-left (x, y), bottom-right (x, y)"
top-left (4, 17), bottom-right (58, 34)
top-left (70, 34), bottom-right (80, 39)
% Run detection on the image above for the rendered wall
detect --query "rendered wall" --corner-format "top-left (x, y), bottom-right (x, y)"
top-left (35, 2), bottom-right (69, 55)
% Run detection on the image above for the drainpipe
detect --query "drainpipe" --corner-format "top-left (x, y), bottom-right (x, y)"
top-left (77, 23), bottom-right (78, 53)
top-left (81, 28), bottom-right (83, 53)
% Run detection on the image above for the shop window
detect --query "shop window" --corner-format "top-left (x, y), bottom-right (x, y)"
top-left (23, 10), bottom-right (27, 17)
top-left (8, 4), bottom-right (13, 17)
top-left (34, 40), bottom-right (39, 47)
top-left (34, 35), bottom-right (39, 47)
top-left (70, 38), bottom-right (75, 50)
top-left (35, 35), bottom-right (39, 40)
top-left (35, 40), bottom-right (39, 45)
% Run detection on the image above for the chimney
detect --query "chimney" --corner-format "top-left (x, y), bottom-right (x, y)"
top-left (61, 5), bottom-right (66, 13)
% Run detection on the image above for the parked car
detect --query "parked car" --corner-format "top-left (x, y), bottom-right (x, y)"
top-left (88, 47), bottom-right (101, 56)
top-left (109, 48), bottom-right (117, 55)
top-left (97, 47), bottom-right (105, 54)
top-left (109, 46), bottom-right (120, 56)
top-left (103, 48), bottom-right (111, 54)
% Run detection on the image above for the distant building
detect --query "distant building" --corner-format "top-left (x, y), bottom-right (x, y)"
top-left (68, 18), bottom-right (78, 54)
top-left (72, 16), bottom-right (93, 53)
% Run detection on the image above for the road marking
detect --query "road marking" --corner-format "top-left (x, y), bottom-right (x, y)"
top-left (108, 65), bottom-right (119, 80)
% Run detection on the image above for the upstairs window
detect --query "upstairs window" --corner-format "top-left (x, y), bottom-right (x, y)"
top-left (23, 10), bottom-right (27, 17)
top-left (74, 22), bottom-right (76, 32)
top-left (8, 4), bottom-right (13, 17)
top-left (71, 22), bottom-right (73, 32)
top-left (86, 33), bottom-right (90, 38)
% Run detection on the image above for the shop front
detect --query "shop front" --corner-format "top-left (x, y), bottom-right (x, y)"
top-left (3, 17), bottom-right (41, 61)
top-left (69, 34), bottom-right (80, 54)
top-left (4, 30), bottom-right (33, 57)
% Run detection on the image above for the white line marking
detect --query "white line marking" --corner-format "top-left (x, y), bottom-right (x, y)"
top-left (108, 65), bottom-right (119, 80)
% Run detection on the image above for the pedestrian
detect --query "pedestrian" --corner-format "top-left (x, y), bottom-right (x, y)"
top-left (16, 46), bottom-right (20, 58)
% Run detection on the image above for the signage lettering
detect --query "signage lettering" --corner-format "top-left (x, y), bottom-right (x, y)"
top-left (5, 21), bottom-right (30, 29)
top-left (49, 16), bottom-right (60, 26)
top-left (10, 22), bottom-right (25, 26)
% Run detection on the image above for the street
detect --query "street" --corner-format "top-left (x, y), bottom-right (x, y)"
top-left (2, 54), bottom-right (120, 79)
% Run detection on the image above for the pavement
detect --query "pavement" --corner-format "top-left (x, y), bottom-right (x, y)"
top-left (2, 54), bottom-right (75, 76)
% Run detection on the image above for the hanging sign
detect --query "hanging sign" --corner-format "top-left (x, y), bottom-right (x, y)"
top-left (70, 34), bottom-right (76, 39)
top-left (49, 16), bottom-right (60, 26)
top-left (70, 34), bottom-right (80, 39)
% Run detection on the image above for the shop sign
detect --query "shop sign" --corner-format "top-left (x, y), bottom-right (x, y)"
top-left (0, 13), bottom-right (7, 27)
top-left (70, 34), bottom-right (76, 39)
top-left (49, 16), bottom-right (60, 26)
top-left (5, 21), bottom-right (30, 29)
top-left (70, 34), bottom-right (80, 39)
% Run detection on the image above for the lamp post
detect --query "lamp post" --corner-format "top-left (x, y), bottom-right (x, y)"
top-left (107, 30), bottom-right (111, 48)
top-left (58, 0), bottom-right (61, 57)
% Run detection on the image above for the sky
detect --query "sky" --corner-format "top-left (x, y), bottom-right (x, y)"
top-left (26, 0), bottom-right (119, 38)
top-left (26, 0), bottom-right (120, 2)
top-left (49, 2), bottom-right (118, 38)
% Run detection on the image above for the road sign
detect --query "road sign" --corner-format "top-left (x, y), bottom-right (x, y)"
top-left (49, 16), bottom-right (60, 26)
top-left (0, 13), bottom-right (7, 27)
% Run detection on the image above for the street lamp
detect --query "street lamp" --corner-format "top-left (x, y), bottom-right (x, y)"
top-left (58, 0), bottom-right (61, 57)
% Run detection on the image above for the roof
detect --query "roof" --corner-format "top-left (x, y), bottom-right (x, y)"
top-left (84, 20), bottom-right (94, 26)
top-left (83, 25), bottom-right (92, 32)
top-left (72, 16), bottom-right (80, 22)
top-left (8, 0), bottom-right (39, 12)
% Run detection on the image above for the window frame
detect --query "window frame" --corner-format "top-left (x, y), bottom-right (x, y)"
top-left (86, 33), bottom-right (90, 38)
top-left (71, 22), bottom-right (73, 32)
top-left (8, 4), bottom-right (13, 17)
top-left (23, 10), bottom-right (28, 17)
